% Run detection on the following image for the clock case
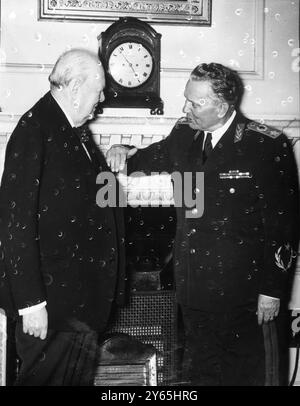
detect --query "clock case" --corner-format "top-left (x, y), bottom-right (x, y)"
top-left (98, 17), bottom-right (164, 115)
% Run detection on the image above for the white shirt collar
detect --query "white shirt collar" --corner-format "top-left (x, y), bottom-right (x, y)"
top-left (204, 110), bottom-right (237, 148)
top-left (51, 92), bottom-right (75, 128)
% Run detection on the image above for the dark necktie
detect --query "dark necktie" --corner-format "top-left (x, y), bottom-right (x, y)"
top-left (73, 126), bottom-right (100, 169)
top-left (73, 126), bottom-right (90, 143)
top-left (188, 131), bottom-right (204, 165)
top-left (202, 132), bottom-right (213, 164)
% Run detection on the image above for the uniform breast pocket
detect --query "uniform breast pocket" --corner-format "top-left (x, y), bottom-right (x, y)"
top-left (218, 176), bottom-right (260, 224)
top-left (220, 178), bottom-right (253, 197)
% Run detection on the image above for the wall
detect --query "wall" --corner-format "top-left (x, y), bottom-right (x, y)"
top-left (0, 0), bottom-right (299, 119)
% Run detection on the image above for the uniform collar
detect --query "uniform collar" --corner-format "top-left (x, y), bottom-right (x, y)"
top-left (204, 110), bottom-right (237, 148)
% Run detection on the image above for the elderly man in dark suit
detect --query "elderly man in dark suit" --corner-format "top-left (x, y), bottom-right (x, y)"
top-left (106, 63), bottom-right (299, 385)
top-left (0, 48), bottom-right (125, 385)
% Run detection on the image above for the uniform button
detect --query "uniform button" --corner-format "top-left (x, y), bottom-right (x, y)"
top-left (8, 173), bottom-right (17, 181)
top-left (229, 188), bottom-right (235, 194)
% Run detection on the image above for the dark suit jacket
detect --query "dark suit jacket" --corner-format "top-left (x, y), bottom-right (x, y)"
top-left (0, 92), bottom-right (125, 332)
top-left (127, 113), bottom-right (299, 312)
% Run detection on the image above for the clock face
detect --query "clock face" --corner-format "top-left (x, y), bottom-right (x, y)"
top-left (108, 42), bottom-right (153, 88)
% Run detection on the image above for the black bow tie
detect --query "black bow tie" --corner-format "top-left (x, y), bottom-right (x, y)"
top-left (73, 127), bottom-right (90, 143)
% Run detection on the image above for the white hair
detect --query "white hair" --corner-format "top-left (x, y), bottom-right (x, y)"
top-left (48, 48), bottom-right (102, 90)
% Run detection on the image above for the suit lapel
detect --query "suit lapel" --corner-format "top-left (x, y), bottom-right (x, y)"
top-left (40, 93), bottom-right (99, 174)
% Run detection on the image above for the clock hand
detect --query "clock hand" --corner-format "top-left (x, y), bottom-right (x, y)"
top-left (120, 53), bottom-right (140, 80)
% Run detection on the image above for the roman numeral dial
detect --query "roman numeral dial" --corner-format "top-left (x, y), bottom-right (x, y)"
top-left (108, 42), bottom-right (153, 88)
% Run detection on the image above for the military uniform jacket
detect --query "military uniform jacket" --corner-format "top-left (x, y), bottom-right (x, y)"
top-left (0, 92), bottom-right (126, 332)
top-left (127, 113), bottom-right (299, 312)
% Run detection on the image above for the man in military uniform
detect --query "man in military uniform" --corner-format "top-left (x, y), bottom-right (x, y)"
top-left (0, 49), bottom-right (125, 385)
top-left (106, 63), bottom-right (299, 385)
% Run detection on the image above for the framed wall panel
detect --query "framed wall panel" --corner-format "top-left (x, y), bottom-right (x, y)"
top-left (39, 0), bottom-right (212, 26)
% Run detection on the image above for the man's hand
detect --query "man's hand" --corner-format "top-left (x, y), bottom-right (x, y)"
top-left (22, 307), bottom-right (48, 340)
top-left (106, 145), bottom-right (137, 172)
top-left (257, 294), bottom-right (280, 325)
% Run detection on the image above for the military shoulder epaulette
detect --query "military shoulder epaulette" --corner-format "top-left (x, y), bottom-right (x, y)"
top-left (246, 121), bottom-right (282, 139)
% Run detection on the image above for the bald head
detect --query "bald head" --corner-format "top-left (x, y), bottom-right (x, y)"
top-left (49, 48), bottom-right (105, 127)
top-left (49, 48), bottom-right (102, 91)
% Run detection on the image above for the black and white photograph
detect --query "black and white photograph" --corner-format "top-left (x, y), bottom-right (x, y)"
top-left (0, 0), bottom-right (299, 391)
